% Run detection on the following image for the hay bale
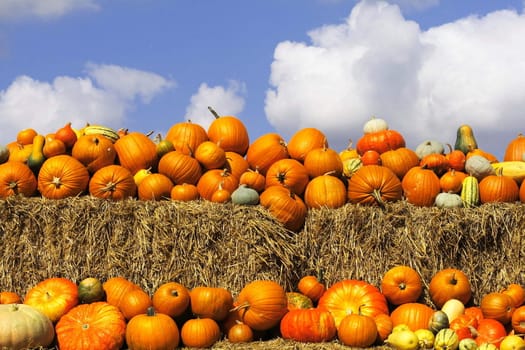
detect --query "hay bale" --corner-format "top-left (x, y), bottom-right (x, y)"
top-left (297, 202), bottom-right (525, 305)
top-left (0, 197), bottom-right (297, 296)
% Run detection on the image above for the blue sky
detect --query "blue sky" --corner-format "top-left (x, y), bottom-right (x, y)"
top-left (1, 0), bottom-right (524, 159)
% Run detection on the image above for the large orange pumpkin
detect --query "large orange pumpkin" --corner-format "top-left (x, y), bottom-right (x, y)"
top-left (126, 306), bottom-right (180, 350)
top-left (207, 107), bottom-right (250, 155)
top-left (71, 134), bottom-right (116, 174)
top-left (245, 133), bottom-right (289, 175)
top-left (165, 120), bottom-right (209, 155)
top-left (114, 132), bottom-right (158, 175)
top-left (304, 174), bottom-right (347, 209)
top-left (504, 133), bottom-right (525, 161)
top-left (24, 277), bottom-right (79, 322)
top-left (234, 280), bottom-right (288, 331)
top-left (265, 158), bottom-right (310, 196)
top-left (189, 286), bottom-right (234, 321)
top-left (287, 127), bottom-right (327, 163)
top-left (103, 277), bottom-right (152, 321)
top-left (37, 154), bottom-right (90, 199)
top-left (158, 150), bottom-right (202, 186)
top-left (389, 302), bottom-right (435, 331)
top-left (55, 301), bottom-right (126, 350)
top-left (402, 166), bottom-right (441, 207)
top-left (152, 282), bottom-right (191, 318)
top-left (89, 164), bottom-right (137, 200)
top-left (259, 185), bottom-right (307, 232)
top-left (428, 268), bottom-right (472, 308)
top-left (317, 279), bottom-right (389, 328)
top-left (381, 265), bottom-right (423, 306)
top-left (0, 161), bottom-right (37, 198)
top-left (347, 165), bottom-right (402, 206)
top-left (280, 308), bottom-right (337, 343)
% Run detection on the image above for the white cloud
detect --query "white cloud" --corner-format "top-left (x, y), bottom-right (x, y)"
top-left (86, 63), bottom-right (175, 103)
top-left (0, 0), bottom-right (99, 20)
top-left (265, 0), bottom-right (525, 158)
top-left (184, 81), bottom-right (246, 130)
top-left (381, 0), bottom-right (439, 12)
top-left (0, 64), bottom-right (174, 143)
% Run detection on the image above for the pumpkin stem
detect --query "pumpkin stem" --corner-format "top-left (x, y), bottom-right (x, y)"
top-left (208, 106), bottom-right (221, 119)
top-left (371, 189), bottom-right (386, 208)
top-left (8, 181), bottom-right (18, 190)
top-left (230, 301), bottom-right (250, 312)
top-left (146, 306), bottom-right (156, 317)
top-left (51, 176), bottom-right (63, 188)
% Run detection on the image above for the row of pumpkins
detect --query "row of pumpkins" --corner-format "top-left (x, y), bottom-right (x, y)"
top-left (1, 109), bottom-right (525, 231)
top-left (2, 266), bottom-right (525, 349)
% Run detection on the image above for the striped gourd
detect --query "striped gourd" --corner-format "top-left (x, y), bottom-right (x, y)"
top-left (81, 125), bottom-right (120, 142)
top-left (434, 328), bottom-right (459, 350)
top-left (461, 175), bottom-right (479, 208)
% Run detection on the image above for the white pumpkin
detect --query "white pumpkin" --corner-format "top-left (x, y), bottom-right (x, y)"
top-left (363, 117), bottom-right (388, 134)
top-left (415, 140), bottom-right (445, 159)
top-left (435, 192), bottom-right (463, 208)
top-left (465, 155), bottom-right (496, 180)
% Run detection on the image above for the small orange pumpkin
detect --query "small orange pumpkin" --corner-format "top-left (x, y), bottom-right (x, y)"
top-left (89, 165), bottom-right (137, 200)
top-left (72, 134), bottom-right (116, 174)
top-left (24, 277), bottom-right (79, 323)
top-left (381, 265), bottom-right (423, 306)
top-left (126, 306), bottom-right (180, 350)
top-left (180, 317), bottom-right (221, 348)
top-left (137, 173), bottom-right (173, 201)
top-left (152, 282), bottom-right (191, 318)
top-left (0, 161), bottom-right (37, 198)
top-left (189, 286), bottom-right (234, 321)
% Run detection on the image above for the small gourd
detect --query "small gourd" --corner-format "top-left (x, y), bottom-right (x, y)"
top-left (434, 328), bottom-right (459, 350)
top-left (0, 145), bottom-right (9, 164)
top-left (461, 175), bottom-right (480, 208)
top-left (231, 184), bottom-right (259, 205)
top-left (435, 192), bottom-right (463, 208)
top-left (455, 124), bottom-right (479, 154)
top-left (428, 310), bottom-right (449, 334)
top-left (415, 140), bottom-right (445, 159)
top-left (27, 134), bottom-right (46, 174)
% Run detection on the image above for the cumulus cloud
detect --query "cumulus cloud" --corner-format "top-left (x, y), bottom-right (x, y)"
top-left (184, 81), bottom-right (246, 130)
top-left (379, 0), bottom-right (439, 12)
top-left (0, 64), bottom-right (174, 143)
top-left (0, 0), bottom-right (99, 21)
top-left (265, 0), bottom-right (525, 157)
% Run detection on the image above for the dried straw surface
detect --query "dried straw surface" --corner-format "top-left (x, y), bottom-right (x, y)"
top-left (1, 197), bottom-right (524, 349)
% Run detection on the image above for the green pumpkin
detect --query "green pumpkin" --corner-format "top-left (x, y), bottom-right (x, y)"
top-left (428, 310), bottom-right (449, 334)
top-left (0, 145), bottom-right (9, 164)
top-left (231, 184), bottom-right (259, 205)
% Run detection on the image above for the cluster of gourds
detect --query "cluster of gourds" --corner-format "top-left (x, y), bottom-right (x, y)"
top-left (1, 109), bottom-right (525, 231)
top-left (2, 267), bottom-right (525, 349)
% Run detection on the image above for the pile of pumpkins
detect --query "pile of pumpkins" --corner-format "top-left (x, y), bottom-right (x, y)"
top-left (1, 108), bottom-right (525, 232)
top-left (2, 266), bottom-right (525, 349)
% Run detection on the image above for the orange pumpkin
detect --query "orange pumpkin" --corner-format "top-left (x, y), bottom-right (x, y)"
top-left (54, 122), bottom-right (78, 149)
top-left (501, 283), bottom-right (525, 308)
top-left (24, 277), bottom-right (79, 322)
top-left (43, 136), bottom-right (67, 158)
top-left (347, 165), bottom-right (402, 206)
top-left (72, 134), bottom-right (116, 174)
top-left (180, 317), bottom-right (221, 348)
top-left (207, 107), bottom-right (250, 155)
top-left (158, 150), bottom-right (202, 186)
top-left (197, 168), bottom-right (239, 201)
top-left (234, 280), bottom-right (288, 331)
top-left (389, 302), bottom-right (435, 331)
top-left (126, 306), bottom-right (180, 350)
top-left (297, 275), bottom-right (326, 302)
top-left (152, 282), bottom-right (191, 318)
top-left (504, 133), bottom-right (525, 161)
top-left (356, 129), bottom-right (405, 155)
top-left (265, 158), bottom-right (310, 196)
top-left (227, 321), bottom-right (254, 343)
top-left (511, 305), bottom-right (525, 333)
top-left (337, 313), bottom-right (378, 348)
top-left (103, 277), bottom-right (152, 321)
top-left (0, 291), bottom-right (22, 304)
top-left (165, 120), bottom-right (208, 155)
top-left (189, 286), bottom-right (234, 321)
top-left (0, 161), bottom-right (37, 198)
top-left (402, 166), bottom-right (441, 207)
top-left (55, 301), bottom-right (126, 350)
top-left (245, 133), bottom-right (289, 175)
top-left (16, 128), bottom-right (38, 145)
top-left (114, 132), bottom-right (158, 175)
top-left (380, 147), bottom-right (419, 180)
top-left (137, 173), bottom-right (174, 201)
top-left (287, 127), bottom-right (327, 163)
top-left (480, 292), bottom-right (515, 325)
top-left (239, 169), bottom-right (266, 193)
top-left (89, 165), bottom-right (137, 200)
top-left (428, 268), bottom-right (472, 308)
top-left (224, 151), bottom-right (250, 179)
top-left (304, 174), bottom-right (347, 209)
top-left (374, 313), bottom-right (393, 343)
top-left (303, 146), bottom-right (344, 178)
top-left (317, 279), bottom-right (389, 328)
top-left (170, 183), bottom-right (200, 201)
top-left (194, 140), bottom-right (227, 170)
top-left (479, 171), bottom-right (519, 203)
top-left (7, 142), bottom-right (32, 163)
top-left (381, 265), bottom-right (423, 306)
top-left (37, 155), bottom-right (90, 199)
top-left (439, 169), bottom-right (468, 194)
top-left (259, 185), bottom-right (307, 232)
top-left (280, 308), bottom-right (337, 343)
